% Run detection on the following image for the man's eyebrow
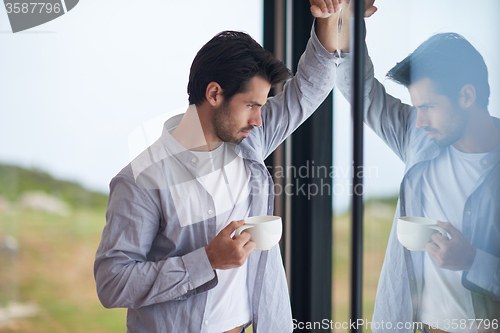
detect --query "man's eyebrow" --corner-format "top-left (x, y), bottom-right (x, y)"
top-left (416, 102), bottom-right (435, 108)
top-left (247, 101), bottom-right (264, 107)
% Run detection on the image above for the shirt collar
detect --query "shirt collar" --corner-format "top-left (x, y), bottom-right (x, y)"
top-left (159, 113), bottom-right (201, 165)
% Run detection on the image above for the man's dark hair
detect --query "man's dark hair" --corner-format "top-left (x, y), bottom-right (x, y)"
top-left (187, 30), bottom-right (292, 106)
top-left (387, 33), bottom-right (490, 108)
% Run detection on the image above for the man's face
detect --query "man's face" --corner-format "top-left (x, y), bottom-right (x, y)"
top-left (212, 75), bottom-right (271, 145)
top-left (409, 77), bottom-right (468, 147)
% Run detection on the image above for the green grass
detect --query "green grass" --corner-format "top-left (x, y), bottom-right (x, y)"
top-left (332, 201), bottom-right (395, 332)
top-left (0, 164), bottom-right (108, 210)
top-left (0, 208), bottom-right (126, 333)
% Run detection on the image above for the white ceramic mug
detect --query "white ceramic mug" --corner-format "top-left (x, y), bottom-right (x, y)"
top-left (397, 216), bottom-right (448, 251)
top-left (235, 216), bottom-right (282, 251)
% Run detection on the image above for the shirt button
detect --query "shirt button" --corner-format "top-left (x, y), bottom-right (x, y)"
top-left (192, 158), bottom-right (197, 163)
top-left (482, 159), bottom-right (488, 165)
top-left (204, 320), bottom-right (209, 325)
top-left (465, 211), bottom-right (471, 216)
top-left (208, 209), bottom-right (213, 215)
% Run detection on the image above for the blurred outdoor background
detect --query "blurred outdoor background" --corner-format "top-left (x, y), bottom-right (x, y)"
top-left (1, 0), bottom-right (499, 332)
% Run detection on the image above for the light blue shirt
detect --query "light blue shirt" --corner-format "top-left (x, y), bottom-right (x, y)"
top-left (94, 22), bottom-right (337, 333)
top-left (336, 47), bottom-right (500, 332)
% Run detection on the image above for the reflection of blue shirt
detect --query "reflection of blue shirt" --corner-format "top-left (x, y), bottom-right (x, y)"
top-left (94, 23), bottom-right (337, 333)
top-left (336, 48), bottom-right (500, 332)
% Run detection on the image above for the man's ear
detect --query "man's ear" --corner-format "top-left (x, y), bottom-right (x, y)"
top-left (458, 84), bottom-right (476, 109)
top-left (205, 82), bottom-right (223, 107)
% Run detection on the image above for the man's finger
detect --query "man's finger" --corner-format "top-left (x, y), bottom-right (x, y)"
top-left (222, 220), bottom-right (245, 237)
top-left (430, 232), bottom-right (449, 248)
top-left (425, 241), bottom-right (440, 255)
top-left (426, 247), bottom-right (444, 268)
top-left (234, 230), bottom-right (252, 244)
top-left (319, 0), bottom-right (329, 13)
top-left (323, 0), bottom-right (336, 13)
top-left (310, 4), bottom-right (332, 18)
top-left (243, 240), bottom-right (256, 252)
top-left (310, 4), bottom-right (322, 17)
top-left (364, 5), bottom-right (377, 17)
top-left (437, 220), bottom-right (459, 238)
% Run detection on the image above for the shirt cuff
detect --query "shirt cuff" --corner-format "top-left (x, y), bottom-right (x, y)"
top-left (467, 248), bottom-right (499, 292)
top-left (182, 246), bottom-right (216, 290)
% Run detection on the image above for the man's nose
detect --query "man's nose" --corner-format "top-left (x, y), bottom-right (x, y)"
top-left (250, 109), bottom-right (263, 128)
top-left (415, 110), bottom-right (429, 129)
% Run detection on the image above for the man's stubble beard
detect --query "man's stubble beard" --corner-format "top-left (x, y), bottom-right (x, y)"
top-left (212, 102), bottom-right (253, 145)
top-left (429, 105), bottom-right (468, 147)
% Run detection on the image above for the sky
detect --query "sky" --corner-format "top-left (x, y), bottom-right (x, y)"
top-left (0, 0), bottom-right (263, 191)
top-left (1, 0), bottom-right (499, 213)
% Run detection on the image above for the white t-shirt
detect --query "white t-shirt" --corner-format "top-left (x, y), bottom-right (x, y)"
top-left (417, 146), bottom-right (486, 332)
top-left (192, 143), bottom-right (252, 333)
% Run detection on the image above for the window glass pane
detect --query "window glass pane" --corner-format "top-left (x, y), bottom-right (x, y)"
top-left (333, 0), bottom-right (500, 331)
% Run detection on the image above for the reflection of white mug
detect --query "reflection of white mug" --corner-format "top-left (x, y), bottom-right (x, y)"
top-left (397, 216), bottom-right (448, 251)
top-left (235, 216), bottom-right (282, 251)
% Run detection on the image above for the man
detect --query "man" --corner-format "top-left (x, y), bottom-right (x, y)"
top-left (94, 1), bottom-right (356, 332)
top-left (332, 1), bottom-right (500, 332)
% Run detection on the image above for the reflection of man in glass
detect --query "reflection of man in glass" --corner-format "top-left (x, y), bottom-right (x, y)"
top-left (334, 1), bottom-right (500, 332)
top-left (94, 1), bottom-right (345, 332)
